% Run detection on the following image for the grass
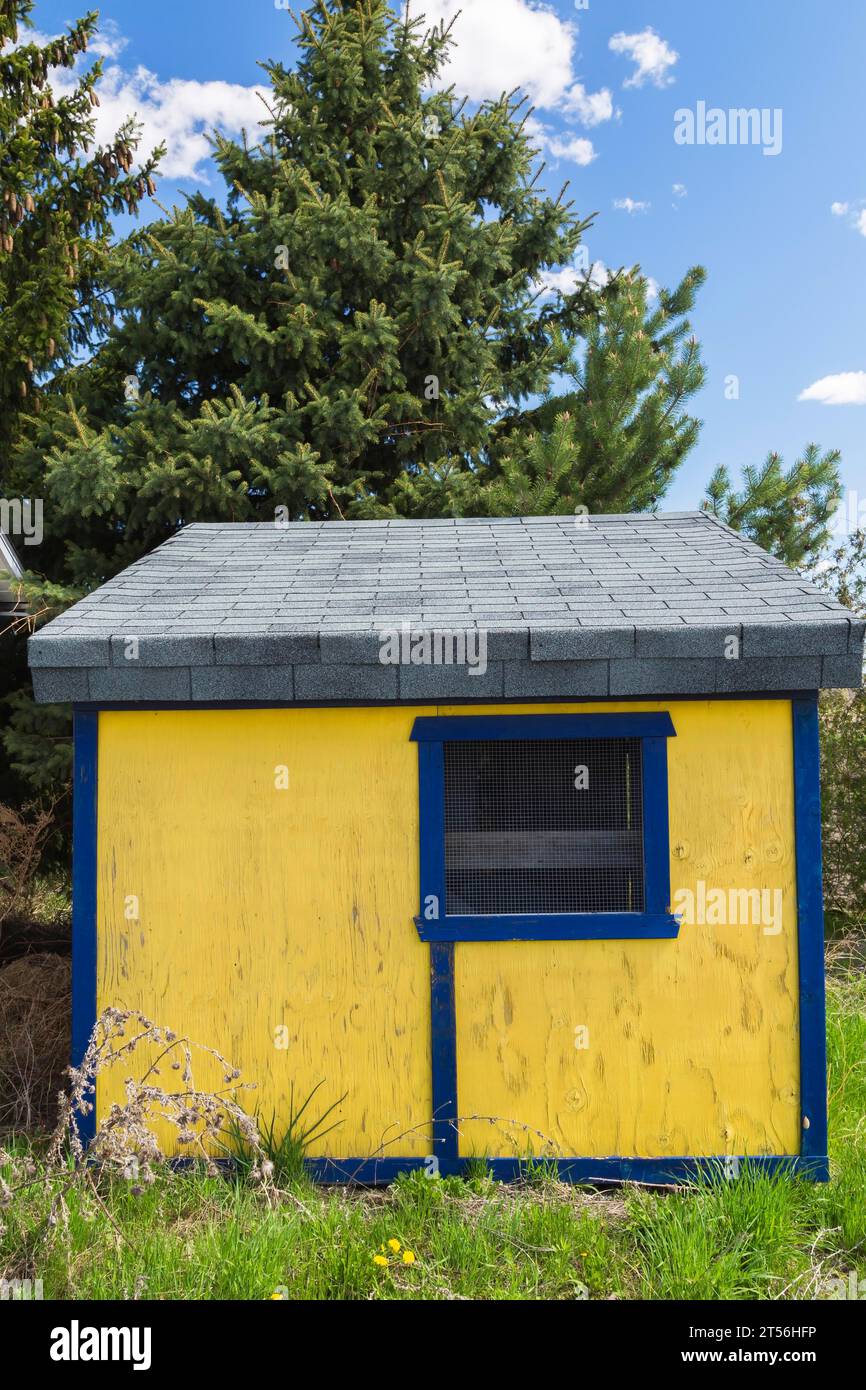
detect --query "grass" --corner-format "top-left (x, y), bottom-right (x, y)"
top-left (1, 967), bottom-right (864, 1301)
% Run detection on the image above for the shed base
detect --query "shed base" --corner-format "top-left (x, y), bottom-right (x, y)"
top-left (303, 1154), bottom-right (829, 1185)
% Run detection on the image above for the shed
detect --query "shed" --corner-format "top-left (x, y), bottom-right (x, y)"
top-left (28, 510), bottom-right (864, 1182)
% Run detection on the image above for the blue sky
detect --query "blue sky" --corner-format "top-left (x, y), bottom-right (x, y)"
top-left (28, 0), bottom-right (866, 519)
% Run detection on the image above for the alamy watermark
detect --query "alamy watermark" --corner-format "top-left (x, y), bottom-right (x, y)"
top-left (1, 1277), bottom-right (43, 1300)
top-left (0, 497), bottom-right (43, 545)
top-left (673, 880), bottom-right (783, 936)
top-left (378, 621), bottom-right (487, 676)
top-left (674, 101), bottom-right (782, 157)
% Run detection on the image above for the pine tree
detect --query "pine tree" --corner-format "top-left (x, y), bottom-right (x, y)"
top-left (484, 267), bottom-right (706, 515)
top-left (702, 444), bottom-right (842, 571)
top-left (0, 1), bottom-right (161, 472)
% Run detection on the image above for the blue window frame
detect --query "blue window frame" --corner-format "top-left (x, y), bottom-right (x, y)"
top-left (411, 712), bottom-right (679, 941)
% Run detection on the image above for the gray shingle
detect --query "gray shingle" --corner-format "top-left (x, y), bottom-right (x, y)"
top-left (214, 632), bottom-right (319, 665)
top-left (294, 663), bottom-right (398, 701)
top-left (191, 666), bottom-right (294, 701)
top-left (28, 634), bottom-right (110, 667)
top-left (503, 660), bottom-right (608, 698)
top-left (741, 620), bottom-right (849, 659)
top-left (714, 658), bottom-right (822, 692)
top-left (635, 625), bottom-right (740, 660)
top-left (109, 635), bottom-right (214, 667)
top-left (88, 668), bottom-right (192, 702)
top-left (530, 625), bottom-right (635, 661)
top-left (822, 655), bottom-right (864, 689)
top-left (398, 663), bottom-right (504, 699)
top-left (26, 511), bottom-right (860, 702)
top-left (31, 668), bottom-right (90, 702)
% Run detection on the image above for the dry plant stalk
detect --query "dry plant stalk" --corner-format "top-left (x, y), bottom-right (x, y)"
top-left (0, 1009), bottom-right (273, 1254)
top-left (0, 800), bottom-right (56, 932)
top-left (49, 1006), bottom-right (270, 1185)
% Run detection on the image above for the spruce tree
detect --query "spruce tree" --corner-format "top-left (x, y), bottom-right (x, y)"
top-left (20, 0), bottom-right (596, 542)
top-left (0, 1), bottom-right (159, 802)
top-left (0, 1), bottom-right (161, 472)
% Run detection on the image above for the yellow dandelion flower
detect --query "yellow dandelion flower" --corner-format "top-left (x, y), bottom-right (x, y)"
top-left (402, 1250), bottom-right (416, 1265)
top-left (269, 1292), bottom-right (284, 1300)
top-left (387, 1238), bottom-right (401, 1253)
top-left (373, 1254), bottom-right (389, 1267)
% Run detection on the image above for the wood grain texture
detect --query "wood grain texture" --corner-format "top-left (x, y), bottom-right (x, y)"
top-left (447, 700), bottom-right (800, 1159)
top-left (95, 697), bottom-right (801, 1162)
top-left (96, 707), bottom-right (433, 1157)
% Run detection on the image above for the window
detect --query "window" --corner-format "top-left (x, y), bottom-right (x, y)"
top-left (411, 713), bottom-right (678, 941)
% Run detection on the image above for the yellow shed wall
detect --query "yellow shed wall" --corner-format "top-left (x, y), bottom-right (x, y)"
top-left (95, 698), bottom-right (801, 1160)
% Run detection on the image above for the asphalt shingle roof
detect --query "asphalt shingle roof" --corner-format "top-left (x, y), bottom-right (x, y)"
top-left (28, 511), bottom-right (864, 703)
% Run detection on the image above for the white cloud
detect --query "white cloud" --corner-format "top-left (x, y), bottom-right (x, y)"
top-left (47, 57), bottom-right (267, 181)
top-left (88, 19), bottom-right (129, 61)
top-left (4, 20), bottom-right (267, 182)
top-left (829, 201), bottom-right (866, 237)
top-left (673, 183), bottom-right (687, 197)
top-left (798, 372), bottom-right (866, 406)
top-left (409, 1), bottom-right (613, 121)
top-left (525, 116), bottom-right (595, 166)
top-left (614, 196), bottom-right (650, 214)
top-left (536, 260), bottom-right (609, 296)
top-left (546, 133), bottom-right (596, 166)
top-left (609, 28), bottom-right (679, 89)
top-left (562, 82), bottom-right (615, 127)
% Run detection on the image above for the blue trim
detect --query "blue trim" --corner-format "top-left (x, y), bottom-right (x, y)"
top-left (415, 913), bottom-right (679, 942)
top-left (413, 711), bottom-right (676, 942)
top-left (792, 697), bottom-right (828, 1161)
top-left (301, 1154), bottom-right (828, 1185)
top-left (429, 942), bottom-right (459, 1166)
top-left (642, 737), bottom-right (672, 915)
top-left (71, 709), bottom-right (98, 1148)
top-left (417, 742), bottom-right (445, 928)
top-left (411, 712), bottom-right (677, 742)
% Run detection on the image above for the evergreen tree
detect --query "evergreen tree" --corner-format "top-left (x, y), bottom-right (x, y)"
top-left (16, 0), bottom-right (596, 546)
top-left (483, 267), bottom-right (706, 515)
top-left (702, 444), bottom-right (842, 571)
top-left (0, 1), bottom-right (160, 803)
top-left (0, 0), bottom-right (161, 471)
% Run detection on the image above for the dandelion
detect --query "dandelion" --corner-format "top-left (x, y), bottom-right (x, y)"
top-left (270, 1292), bottom-right (284, 1300)
top-left (373, 1254), bottom-right (388, 1267)
top-left (402, 1250), bottom-right (416, 1265)
top-left (387, 1238), bottom-right (401, 1253)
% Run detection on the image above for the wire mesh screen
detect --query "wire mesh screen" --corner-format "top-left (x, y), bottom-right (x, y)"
top-left (444, 738), bottom-right (645, 916)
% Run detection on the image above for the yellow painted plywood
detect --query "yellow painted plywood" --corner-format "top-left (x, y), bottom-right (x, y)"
top-left (96, 706), bottom-right (434, 1157)
top-left (450, 700), bottom-right (800, 1158)
top-left (95, 698), bottom-right (800, 1161)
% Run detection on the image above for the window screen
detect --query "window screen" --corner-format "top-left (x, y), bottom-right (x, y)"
top-left (443, 738), bottom-right (644, 916)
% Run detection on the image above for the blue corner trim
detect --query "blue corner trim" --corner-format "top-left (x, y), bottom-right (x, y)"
top-left (430, 941), bottom-right (459, 1166)
top-left (411, 712), bottom-right (676, 742)
top-left (792, 697), bottom-right (828, 1160)
top-left (301, 1154), bottom-right (827, 1185)
top-left (72, 709), bottom-right (98, 1147)
top-left (415, 913), bottom-right (679, 942)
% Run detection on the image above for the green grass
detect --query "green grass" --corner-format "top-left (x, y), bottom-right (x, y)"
top-left (2, 968), bottom-right (864, 1301)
